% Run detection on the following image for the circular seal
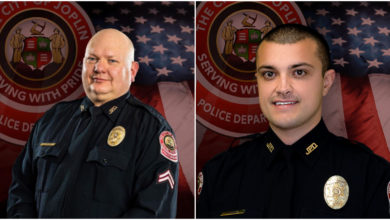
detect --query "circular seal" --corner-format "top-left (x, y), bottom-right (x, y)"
top-left (197, 171), bottom-right (204, 196)
top-left (107, 126), bottom-right (126, 147)
top-left (0, 2), bottom-right (94, 145)
top-left (196, 2), bottom-right (306, 137)
top-left (324, 175), bottom-right (349, 210)
top-left (159, 131), bottom-right (178, 163)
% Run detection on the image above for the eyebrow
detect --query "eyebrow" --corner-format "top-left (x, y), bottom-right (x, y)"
top-left (257, 62), bottom-right (314, 72)
top-left (87, 53), bottom-right (117, 59)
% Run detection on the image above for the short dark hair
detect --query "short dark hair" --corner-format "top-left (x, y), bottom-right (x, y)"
top-left (258, 24), bottom-right (330, 73)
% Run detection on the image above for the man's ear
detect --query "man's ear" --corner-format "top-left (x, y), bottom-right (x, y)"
top-left (130, 61), bottom-right (139, 83)
top-left (323, 69), bottom-right (335, 96)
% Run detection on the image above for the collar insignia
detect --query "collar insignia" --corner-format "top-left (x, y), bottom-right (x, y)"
top-left (109, 106), bottom-right (118, 115)
top-left (305, 142), bottom-right (318, 155)
top-left (266, 142), bottom-right (274, 153)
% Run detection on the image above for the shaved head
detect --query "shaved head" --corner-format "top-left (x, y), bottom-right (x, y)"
top-left (82, 28), bottom-right (139, 106)
top-left (86, 28), bottom-right (135, 68)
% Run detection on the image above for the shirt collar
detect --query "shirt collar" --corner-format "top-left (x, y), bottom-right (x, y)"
top-left (263, 120), bottom-right (331, 168)
top-left (78, 92), bottom-right (130, 122)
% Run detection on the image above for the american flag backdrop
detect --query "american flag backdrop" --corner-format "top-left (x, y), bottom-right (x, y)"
top-left (196, 1), bottom-right (390, 189)
top-left (0, 1), bottom-right (194, 218)
top-left (301, 2), bottom-right (390, 162)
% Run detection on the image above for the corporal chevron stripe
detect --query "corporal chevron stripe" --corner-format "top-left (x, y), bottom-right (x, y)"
top-left (158, 170), bottom-right (174, 190)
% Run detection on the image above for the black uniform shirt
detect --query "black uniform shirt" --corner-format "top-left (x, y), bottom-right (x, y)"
top-left (197, 120), bottom-right (390, 218)
top-left (8, 92), bottom-right (179, 218)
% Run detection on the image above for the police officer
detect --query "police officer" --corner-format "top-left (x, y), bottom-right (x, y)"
top-left (197, 24), bottom-right (390, 218)
top-left (7, 29), bottom-right (179, 218)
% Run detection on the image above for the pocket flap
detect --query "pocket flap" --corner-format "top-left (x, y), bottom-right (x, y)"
top-left (86, 147), bottom-right (129, 170)
top-left (36, 142), bottom-right (66, 159)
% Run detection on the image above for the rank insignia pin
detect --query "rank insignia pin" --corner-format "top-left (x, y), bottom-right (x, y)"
top-left (107, 126), bottom-right (126, 147)
top-left (80, 105), bottom-right (85, 112)
top-left (324, 175), bottom-right (349, 210)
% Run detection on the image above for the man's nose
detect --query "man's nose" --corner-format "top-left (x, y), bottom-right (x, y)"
top-left (94, 59), bottom-right (107, 73)
top-left (276, 73), bottom-right (292, 96)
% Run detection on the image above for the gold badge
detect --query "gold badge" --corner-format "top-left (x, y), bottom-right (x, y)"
top-left (80, 105), bottom-right (85, 112)
top-left (324, 175), bottom-right (349, 209)
top-left (108, 106), bottom-right (118, 115)
top-left (107, 126), bottom-right (126, 147)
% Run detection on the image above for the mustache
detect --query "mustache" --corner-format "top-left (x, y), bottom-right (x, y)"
top-left (271, 91), bottom-right (299, 101)
top-left (272, 92), bottom-right (299, 100)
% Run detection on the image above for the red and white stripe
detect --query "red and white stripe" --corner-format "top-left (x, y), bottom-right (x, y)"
top-left (323, 73), bottom-right (390, 161)
top-left (158, 170), bottom-right (174, 190)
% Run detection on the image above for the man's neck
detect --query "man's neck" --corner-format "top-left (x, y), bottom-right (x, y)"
top-left (270, 118), bottom-right (321, 145)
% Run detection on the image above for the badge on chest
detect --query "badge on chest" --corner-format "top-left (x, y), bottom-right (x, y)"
top-left (107, 126), bottom-right (126, 147)
top-left (324, 175), bottom-right (349, 210)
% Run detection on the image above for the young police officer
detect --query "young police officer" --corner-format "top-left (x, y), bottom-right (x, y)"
top-left (8, 29), bottom-right (178, 218)
top-left (197, 24), bottom-right (390, 218)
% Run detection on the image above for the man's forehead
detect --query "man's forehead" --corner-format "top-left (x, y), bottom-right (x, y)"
top-left (258, 38), bottom-right (317, 51)
top-left (257, 39), bottom-right (320, 65)
top-left (86, 40), bottom-right (127, 56)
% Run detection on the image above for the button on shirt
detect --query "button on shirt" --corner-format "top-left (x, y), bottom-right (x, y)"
top-left (197, 120), bottom-right (390, 218)
top-left (8, 92), bottom-right (179, 218)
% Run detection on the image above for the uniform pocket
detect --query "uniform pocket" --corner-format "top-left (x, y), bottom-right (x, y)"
top-left (86, 146), bottom-right (131, 206)
top-left (86, 146), bottom-right (129, 170)
top-left (35, 142), bottom-right (67, 160)
top-left (34, 142), bottom-right (67, 192)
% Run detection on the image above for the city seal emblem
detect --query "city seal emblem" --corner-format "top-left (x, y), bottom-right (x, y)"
top-left (0, 2), bottom-right (94, 145)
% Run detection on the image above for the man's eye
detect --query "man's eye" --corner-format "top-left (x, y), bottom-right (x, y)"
top-left (108, 59), bottom-right (118, 63)
top-left (86, 57), bottom-right (97, 63)
top-left (262, 71), bottom-right (275, 80)
top-left (293, 69), bottom-right (307, 78)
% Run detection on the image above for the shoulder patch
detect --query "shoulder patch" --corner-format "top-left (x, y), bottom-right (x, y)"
top-left (159, 131), bottom-right (178, 163)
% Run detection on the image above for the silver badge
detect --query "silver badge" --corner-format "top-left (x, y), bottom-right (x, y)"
top-left (324, 175), bottom-right (349, 209)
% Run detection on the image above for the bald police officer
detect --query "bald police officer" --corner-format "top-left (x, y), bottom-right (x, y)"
top-left (8, 29), bottom-right (178, 218)
top-left (197, 24), bottom-right (390, 218)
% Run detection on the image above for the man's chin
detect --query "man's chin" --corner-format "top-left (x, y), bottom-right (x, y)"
top-left (269, 118), bottom-right (300, 131)
top-left (86, 91), bottom-right (109, 102)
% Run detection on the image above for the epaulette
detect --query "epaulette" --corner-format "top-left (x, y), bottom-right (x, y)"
top-left (126, 94), bottom-right (171, 128)
top-left (334, 135), bottom-right (373, 154)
